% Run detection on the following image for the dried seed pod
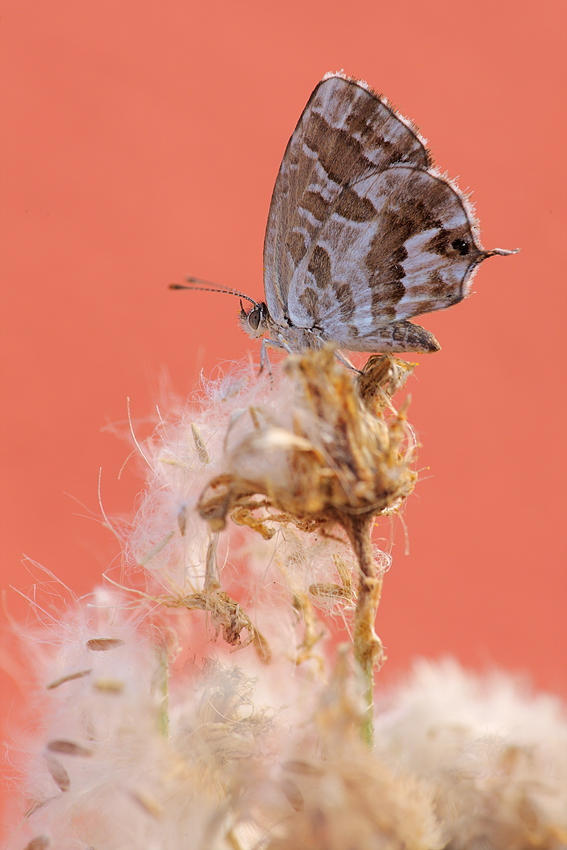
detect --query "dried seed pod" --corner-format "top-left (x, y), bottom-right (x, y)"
top-left (198, 349), bottom-right (416, 532)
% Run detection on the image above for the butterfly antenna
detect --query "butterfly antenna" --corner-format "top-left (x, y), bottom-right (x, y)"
top-left (169, 276), bottom-right (258, 306)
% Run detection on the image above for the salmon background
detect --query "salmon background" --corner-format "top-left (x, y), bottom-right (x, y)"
top-left (1, 0), bottom-right (566, 827)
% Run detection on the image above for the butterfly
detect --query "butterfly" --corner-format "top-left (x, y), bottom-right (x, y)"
top-left (173, 73), bottom-right (516, 357)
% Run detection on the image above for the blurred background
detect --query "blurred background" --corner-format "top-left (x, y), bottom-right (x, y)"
top-left (1, 0), bottom-right (566, 824)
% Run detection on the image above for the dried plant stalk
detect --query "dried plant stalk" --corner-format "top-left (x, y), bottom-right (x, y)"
top-left (9, 349), bottom-right (567, 849)
top-left (198, 348), bottom-right (416, 742)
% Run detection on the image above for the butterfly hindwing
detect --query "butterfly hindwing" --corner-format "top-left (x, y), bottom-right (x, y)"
top-left (285, 164), bottom-right (485, 349)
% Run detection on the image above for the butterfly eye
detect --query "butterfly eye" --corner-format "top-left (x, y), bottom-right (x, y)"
top-left (451, 238), bottom-right (470, 256)
top-left (248, 307), bottom-right (261, 331)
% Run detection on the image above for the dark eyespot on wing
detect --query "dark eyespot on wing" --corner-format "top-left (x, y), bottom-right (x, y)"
top-left (451, 237), bottom-right (470, 255)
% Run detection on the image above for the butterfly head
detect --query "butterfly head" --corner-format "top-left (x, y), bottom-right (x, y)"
top-left (239, 300), bottom-right (270, 339)
top-left (170, 279), bottom-right (272, 339)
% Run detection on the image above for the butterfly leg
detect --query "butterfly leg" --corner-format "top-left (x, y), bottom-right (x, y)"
top-left (334, 350), bottom-right (360, 373)
top-left (259, 337), bottom-right (291, 374)
top-left (258, 334), bottom-right (296, 375)
top-left (259, 338), bottom-right (273, 375)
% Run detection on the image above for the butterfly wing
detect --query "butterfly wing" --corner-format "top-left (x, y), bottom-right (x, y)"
top-left (262, 74), bottom-right (431, 328)
top-left (287, 164), bottom-right (486, 349)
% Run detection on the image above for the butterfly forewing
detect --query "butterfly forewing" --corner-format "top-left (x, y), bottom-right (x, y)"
top-left (263, 75), bottom-right (432, 330)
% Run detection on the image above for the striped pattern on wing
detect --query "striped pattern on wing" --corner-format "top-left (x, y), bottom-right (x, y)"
top-left (286, 164), bottom-right (485, 349)
top-left (262, 74), bottom-right (432, 329)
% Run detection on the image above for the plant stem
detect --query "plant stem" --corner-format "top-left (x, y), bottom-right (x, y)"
top-left (343, 513), bottom-right (384, 747)
top-left (156, 641), bottom-right (170, 739)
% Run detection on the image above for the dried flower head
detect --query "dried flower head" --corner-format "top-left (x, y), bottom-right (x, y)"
top-left (7, 351), bottom-right (567, 850)
top-left (198, 348), bottom-right (416, 532)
